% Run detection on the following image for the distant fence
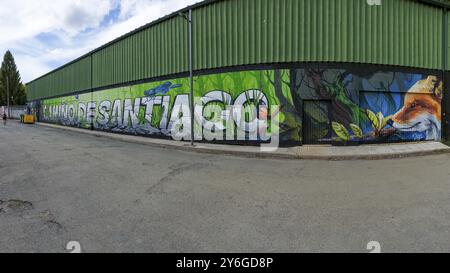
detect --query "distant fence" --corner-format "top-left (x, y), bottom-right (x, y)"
top-left (0, 106), bottom-right (27, 119)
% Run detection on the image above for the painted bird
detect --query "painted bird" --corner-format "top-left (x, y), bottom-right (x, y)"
top-left (144, 82), bottom-right (182, 98)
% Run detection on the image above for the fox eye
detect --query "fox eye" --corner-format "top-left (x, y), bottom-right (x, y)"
top-left (410, 102), bottom-right (417, 109)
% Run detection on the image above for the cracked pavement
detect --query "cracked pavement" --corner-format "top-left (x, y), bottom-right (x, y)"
top-left (1, 121), bottom-right (450, 253)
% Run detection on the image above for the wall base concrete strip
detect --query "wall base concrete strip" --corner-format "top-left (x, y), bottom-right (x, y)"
top-left (34, 122), bottom-right (450, 161)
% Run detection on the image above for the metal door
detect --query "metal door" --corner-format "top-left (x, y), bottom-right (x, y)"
top-left (303, 100), bottom-right (332, 145)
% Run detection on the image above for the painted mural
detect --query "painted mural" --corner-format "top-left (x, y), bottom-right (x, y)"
top-left (40, 70), bottom-right (301, 144)
top-left (38, 67), bottom-right (443, 146)
top-left (293, 68), bottom-right (443, 144)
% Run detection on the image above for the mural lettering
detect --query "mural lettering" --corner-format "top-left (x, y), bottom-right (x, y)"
top-left (38, 68), bottom-right (443, 145)
top-left (40, 70), bottom-right (293, 142)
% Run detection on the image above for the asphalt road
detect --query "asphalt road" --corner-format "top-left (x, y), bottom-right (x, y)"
top-left (1, 121), bottom-right (450, 253)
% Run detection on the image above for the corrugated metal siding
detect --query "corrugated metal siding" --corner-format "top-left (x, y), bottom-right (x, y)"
top-left (27, 56), bottom-right (91, 101)
top-left (193, 0), bottom-right (442, 70)
top-left (28, 0), bottom-right (445, 100)
top-left (430, 0), bottom-right (450, 7)
top-left (447, 8), bottom-right (450, 70)
top-left (92, 17), bottom-right (188, 88)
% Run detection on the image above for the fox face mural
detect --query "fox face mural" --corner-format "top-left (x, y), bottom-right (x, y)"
top-left (389, 76), bottom-right (442, 141)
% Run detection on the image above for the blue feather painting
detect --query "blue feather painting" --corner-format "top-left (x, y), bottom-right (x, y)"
top-left (144, 82), bottom-right (182, 98)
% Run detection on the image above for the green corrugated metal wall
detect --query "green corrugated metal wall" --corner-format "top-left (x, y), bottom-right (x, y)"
top-left (92, 16), bottom-right (188, 88)
top-left (27, 0), bottom-right (447, 101)
top-left (193, 0), bottom-right (442, 69)
top-left (447, 8), bottom-right (450, 69)
top-left (28, 56), bottom-right (91, 100)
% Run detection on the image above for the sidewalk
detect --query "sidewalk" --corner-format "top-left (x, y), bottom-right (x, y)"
top-left (35, 121), bottom-right (450, 161)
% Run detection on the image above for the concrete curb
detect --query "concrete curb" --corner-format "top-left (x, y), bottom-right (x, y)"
top-left (33, 122), bottom-right (450, 161)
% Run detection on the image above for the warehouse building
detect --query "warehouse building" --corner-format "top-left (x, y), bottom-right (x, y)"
top-left (27, 0), bottom-right (450, 146)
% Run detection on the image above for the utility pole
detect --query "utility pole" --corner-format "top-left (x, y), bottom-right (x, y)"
top-left (188, 9), bottom-right (194, 146)
top-left (443, 7), bottom-right (448, 141)
top-left (6, 75), bottom-right (9, 119)
top-left (179, 9), bottom-right (195, 146)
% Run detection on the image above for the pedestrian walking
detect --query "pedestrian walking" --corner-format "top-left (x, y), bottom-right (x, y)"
top-left (3, 113), bottom-right (7, 126)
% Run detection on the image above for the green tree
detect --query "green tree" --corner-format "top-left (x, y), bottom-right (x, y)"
top-left (0, 50), bottom-right (27, 105)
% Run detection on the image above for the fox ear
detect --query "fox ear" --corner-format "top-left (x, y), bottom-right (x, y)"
top-left (434, 80), bottom-right (443, 101)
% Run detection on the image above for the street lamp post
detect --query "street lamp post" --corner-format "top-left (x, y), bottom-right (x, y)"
top-left (179, 9), bottom-right (195, 146)
top-left (6, 76), bottom-right (9, 119)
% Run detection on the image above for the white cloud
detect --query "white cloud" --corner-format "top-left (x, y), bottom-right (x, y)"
top-left (0, 0), bottom-right (203, 82)
top-left (0, 0), bottom-right (112, 41)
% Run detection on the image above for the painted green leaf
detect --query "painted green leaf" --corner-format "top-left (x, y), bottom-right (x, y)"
top-left (350, 123), bottom-right (363, 139)
top-left (382, 116), bottom-right (391, 129)
top-left (332, 122), bottom-right (350, 141)
top-left (366, 109), bottom-right (379, 130)
top-left (377, 112), bottom-right (385, 130)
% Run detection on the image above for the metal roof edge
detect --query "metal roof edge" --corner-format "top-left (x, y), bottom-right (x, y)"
top-left (26, 0), bottom-right (448, 86)
top-left (419, 0), bottom-right (450, 8)
top-left (26, 0), bottom-right (220, 85)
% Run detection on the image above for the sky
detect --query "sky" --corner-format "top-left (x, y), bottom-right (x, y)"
top-left (0, 0), bottom-right (203, 83)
